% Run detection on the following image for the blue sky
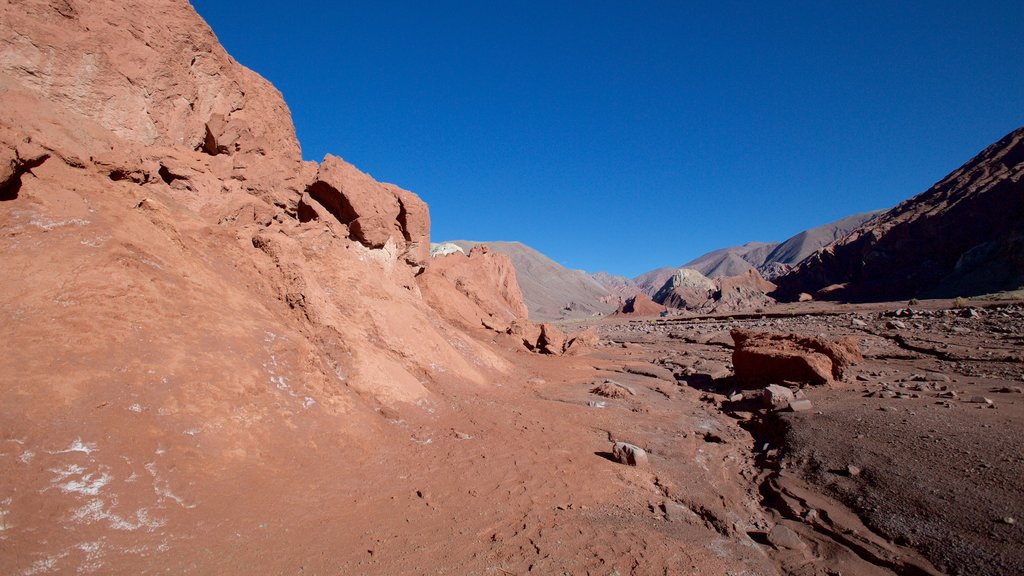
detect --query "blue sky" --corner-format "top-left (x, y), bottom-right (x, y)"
top-left (192, 1), bottom-right (1023, 278)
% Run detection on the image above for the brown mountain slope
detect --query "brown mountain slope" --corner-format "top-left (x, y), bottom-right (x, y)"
top-left (449, 240), bottom-right (616, 320)
top-left (683, 241), bottom-right (779, 279)
top-left (775, 127), bottom-right (1024, 301)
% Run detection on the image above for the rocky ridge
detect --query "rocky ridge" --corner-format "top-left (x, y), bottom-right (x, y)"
top-left (775, 127), bottom-right (1024, 301)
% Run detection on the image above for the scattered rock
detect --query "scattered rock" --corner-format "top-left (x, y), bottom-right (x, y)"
top-left (611, 442), bottom-right (649, 468)
top-left (590, 380), bottom-right (636, 398)
top-left (846, 464), bottom-right (862, 477)
top-left (762, 384), bottom-right (795, 410)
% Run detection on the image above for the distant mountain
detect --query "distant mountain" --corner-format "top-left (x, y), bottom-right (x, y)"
top-left (446, 241), bottom-right (616, 321)
top-left (759, 210), bottom-right (884, 276)
top-left (600, 211), bottom-right (884, 301)
top-left (630, 267), bottom-right (675, 297)
top-left (682, 241), bottom-right (778, 279)
top-left (775, 126), bottom-right (1024, 302)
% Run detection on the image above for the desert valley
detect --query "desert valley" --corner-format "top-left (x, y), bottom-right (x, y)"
top-left (2, 1), bottom-right (1022, 575)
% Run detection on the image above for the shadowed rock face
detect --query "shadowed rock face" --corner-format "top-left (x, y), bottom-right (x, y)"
top-left (774, 127), bottom-right (1024, 302)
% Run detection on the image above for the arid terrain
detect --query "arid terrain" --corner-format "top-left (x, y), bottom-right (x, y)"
top-left (2, 1), bottom-right (1022, 575)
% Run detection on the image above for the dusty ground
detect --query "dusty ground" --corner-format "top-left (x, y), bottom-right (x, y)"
top-left (5, 298), bottom-right (1022, 575)
top-left (600, 298), bottom-right (1024, 576)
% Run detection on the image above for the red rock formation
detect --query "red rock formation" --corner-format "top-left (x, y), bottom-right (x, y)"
top-left (0, 2), bottom-right (536, 570)
top-left (611, 293), bottom-right (667, 317)
top-left (419, 244), bottom-right (530, 332)
top-left (731, 329), bottom-right (862, 386)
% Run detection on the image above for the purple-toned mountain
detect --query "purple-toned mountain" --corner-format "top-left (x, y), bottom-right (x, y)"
top-left (774, 127), bottom-right (1024, 302)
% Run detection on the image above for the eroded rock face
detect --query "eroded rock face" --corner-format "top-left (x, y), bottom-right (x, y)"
top-left (731, 329), bottom-right (862, 386)
top-left (774, 126), bottom-right (1024, 301)
top-left (419, 244), bottom-right (531, 333)
top-left (300, 155), bottom-right (430, 267)
top-left (653, 267), bottom-right (777, 313)
top-left (0, 2), bottom-right (530, 569)
top-left (654, 268), bottom-right (716, 309)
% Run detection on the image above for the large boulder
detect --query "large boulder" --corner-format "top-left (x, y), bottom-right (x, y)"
top-left (731, 329), bottom-right (862, 386)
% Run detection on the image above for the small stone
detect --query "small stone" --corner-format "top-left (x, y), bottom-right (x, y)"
top-left (788, 399), bottom-right (813, 412)
top-left (726, 391), bottom-right (744, 402)
top-left (762, 384), bottom-right (795, 410)
top-left (612, 441), bottom-right (649, 468)
top-left (1003, 517), bottom-right (1016, 525)
top-left (968, 396), bottom-right (993, 405)
top-left (846, 464), bottom-right (861, 477)
top-left (851, 318), bottom-right (867, 328)
top-left (886, 320), bottom-right (907, 330)
top-left (661, 500), bottom-right (690, 523)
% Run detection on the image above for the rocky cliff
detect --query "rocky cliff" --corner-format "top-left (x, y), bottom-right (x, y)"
top-left (774, 127), bottom-right (1024, 301)
top-left (0, 1), bottom-right (534, 571)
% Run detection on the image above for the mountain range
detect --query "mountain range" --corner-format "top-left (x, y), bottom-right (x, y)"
top-left (449, 127), bottom-right (1022, 319)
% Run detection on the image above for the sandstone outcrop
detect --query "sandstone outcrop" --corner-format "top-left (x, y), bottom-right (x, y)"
top-left (731, 329), bottom-right (862, 386)
top-left (420, 244), bottom-right (530, 333)
top-left (447, 240), bottom-right (616, 321)
top-left (0, 2), bottom-right (533, 570)
top-left (300, 155), bottom-right (430, 267)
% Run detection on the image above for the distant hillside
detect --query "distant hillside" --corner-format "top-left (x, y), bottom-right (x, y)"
top-left (447, 241), bottom-right (615, 321)
top-left (682, 241), bottom-right (778, 279)
top-left (775, 126), bottom-right (1024, 301)
top-left (609, 211), bottom-right (883, 300)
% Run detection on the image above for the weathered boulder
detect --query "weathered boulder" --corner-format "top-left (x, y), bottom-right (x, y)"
top-left (612, 442), bottom-right (650, 467)
top-left (762, 384), bottom-right (796, 410)
top-left (731, 329), bottom-right (862, 386)
top-left (537, 323), bottom-right (567, 355)
top-left (563, 326), bottom-right (600, 355)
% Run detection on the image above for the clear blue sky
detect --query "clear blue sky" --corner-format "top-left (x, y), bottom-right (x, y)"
top-left (191, 1), bottom-right (1023, 278)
